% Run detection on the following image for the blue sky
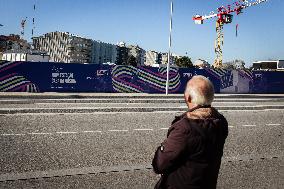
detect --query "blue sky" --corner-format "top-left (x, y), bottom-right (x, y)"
top-left (1, 0), bottom-right (283, 66)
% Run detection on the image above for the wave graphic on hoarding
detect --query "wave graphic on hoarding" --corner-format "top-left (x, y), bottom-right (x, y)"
top-left (111, 66), bottom-right (180, 93)
top-left (0, 61), bottom-right (24, 73)
top-left (0, 73), bottom-right (39, 92)
top-left (0, 61), bottom-right (40, 92)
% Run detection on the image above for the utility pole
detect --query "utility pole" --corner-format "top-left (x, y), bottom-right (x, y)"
top-left (166, 0), bottom-right (173, 95)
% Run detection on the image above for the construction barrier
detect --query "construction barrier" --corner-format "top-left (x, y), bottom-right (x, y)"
top-left (0, 61), bottom-right (283, 93)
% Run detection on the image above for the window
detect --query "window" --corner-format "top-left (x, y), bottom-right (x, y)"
top-left (278, 60), bottom-right (284, 69)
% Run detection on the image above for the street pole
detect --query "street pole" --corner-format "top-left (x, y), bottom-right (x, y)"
top-left (166, 0), bottom-right (173, 95)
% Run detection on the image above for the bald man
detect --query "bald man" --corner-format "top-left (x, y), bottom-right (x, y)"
top-left (152, 75), bottom-right (228, 189)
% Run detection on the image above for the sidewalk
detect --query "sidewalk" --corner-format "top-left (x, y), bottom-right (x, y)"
top-left (1, 92), bottom-right (284, 99)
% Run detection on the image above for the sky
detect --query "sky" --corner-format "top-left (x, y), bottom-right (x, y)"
top-left (1, 0), bottom-right (283, 66)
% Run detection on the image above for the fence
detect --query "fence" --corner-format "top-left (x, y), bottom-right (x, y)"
top-left (0, 61), bottom-right (283, 93)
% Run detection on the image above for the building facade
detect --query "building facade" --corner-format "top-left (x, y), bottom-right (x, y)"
top-left (223, 59), bottom-right (245, 69)
top-left (161, 53), bottom-right (168, 65)
top-left (252, 60), bottom-right (284, 70)
top-left (2, 52), bottom-right (50, 62)
top-left (145, 50), bottom-right (160, 66)
top-left (0, 34), bottom-right (30, 52)
top-left (92, 40), bottom-right (117, 64)
top-left (116, 42), bottom-right (128, 65)
top-left (194, 59), bottom-right (211, 68)
top-left (33, 31), bottom-right (92, 63)
top-left (127, 45), bottom-right (146, 66)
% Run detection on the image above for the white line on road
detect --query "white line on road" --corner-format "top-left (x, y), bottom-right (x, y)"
top-left (1, 122), bottom-right (280, 137)
top-left (56, 131), bottom-right (78, 134)
top-left (108, 129), bottom-right (129, 132)
top-left (1, 109), bottom-right (284, 116)
top-left (220, 109), bottom-right (284, 112)
top-left (1, 133), bottom-right (14, 136)
top-left (133, 129), bottom-right (153, 131)
top-left (14, 133), bottom-right (25, 136)
top-left (0, 164), bottom-right (152, 182)
top-left (1, 133), bottom-right (25, 136)
top-left (266, 123), bottom-right (281, 126)
top-left (213, 102), bottom-right (254, 104)
top-left (242, 125), bottom-right (256, 127)
top-left (28, 132), bottom-right (52, 135)
top-left (83, 130), bottom-right (102, 133)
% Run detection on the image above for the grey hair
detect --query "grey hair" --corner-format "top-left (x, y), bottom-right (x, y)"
top-left (185, 75), bottom-right (215, 105)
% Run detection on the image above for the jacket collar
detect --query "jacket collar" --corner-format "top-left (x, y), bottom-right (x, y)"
top-left (188, 105), bottom-right (211, 113)
top-left (186, 105), bottom-right (220, 120)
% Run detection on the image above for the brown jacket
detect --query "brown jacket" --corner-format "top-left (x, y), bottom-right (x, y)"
top-left (152, 106), bottom-right (228, 189)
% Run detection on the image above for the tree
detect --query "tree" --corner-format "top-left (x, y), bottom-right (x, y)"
top-left (175, 56), bottom-right (193, 68)
top-left (127, 55), bottom-right (137, 67)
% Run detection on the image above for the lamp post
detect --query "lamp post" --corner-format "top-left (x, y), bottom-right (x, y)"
top-left (166, 0), bottom-right (173, 95)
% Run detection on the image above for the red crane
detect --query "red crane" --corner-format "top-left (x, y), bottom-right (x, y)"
top-left (193, 0), bottom-right (268, 68)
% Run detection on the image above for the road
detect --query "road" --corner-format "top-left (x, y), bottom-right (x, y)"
top-left (0, 93), bottom-right (283, 188)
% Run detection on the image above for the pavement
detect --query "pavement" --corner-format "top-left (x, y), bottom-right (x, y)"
top-left (0, 93), bottom-right (283, 188)
top-left (0, 93), bottom-right (284, 114)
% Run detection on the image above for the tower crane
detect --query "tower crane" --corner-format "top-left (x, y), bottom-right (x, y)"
top-left (20, 17), bottom-right (27, 39)
top-left (193, 0), bottom-right (268, 68)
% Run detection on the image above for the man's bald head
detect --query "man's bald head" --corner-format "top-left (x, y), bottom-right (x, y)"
top-left (184, 75), bottom-right (215, 106)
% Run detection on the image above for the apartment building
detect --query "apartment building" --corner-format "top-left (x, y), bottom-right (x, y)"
top-left (127, 45), bottom-right (146, 66)
top-left (145, 50), bottom-right (160, 66)
top-left (33, 31), bottom-right (92, 63)
top-left (2, 51), bottom-right (50, 62)
top-left (161, 53), bottom-right (169, 65)
top-left (0, 34), bottom-right (30, 52)
top-left (92, 40), bottom-right (117, 64)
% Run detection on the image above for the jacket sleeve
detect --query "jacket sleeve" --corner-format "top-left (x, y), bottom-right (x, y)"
top-left (152, 122), bottom-right (188, 174)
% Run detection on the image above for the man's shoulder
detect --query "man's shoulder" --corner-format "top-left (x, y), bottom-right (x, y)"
top-left (171, 116), bottom-right (193, 131)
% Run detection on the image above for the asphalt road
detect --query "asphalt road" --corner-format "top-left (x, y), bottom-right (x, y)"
top-left (0, 94), bottom-right (283, 188)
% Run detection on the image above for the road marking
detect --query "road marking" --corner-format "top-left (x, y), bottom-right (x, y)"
top-left (133, 129), bottom-right (153, 131)
top-left (266, 123), bottom-right (281, 126)
top-left (1, 109), bottom-right (284, 116)
top-left (108, 129), bottom-right (129, 132)
top-left (1, 133), bottom-right (14, 136)
top-left (242, 124), bottom-right (256, 127)
top-left (56, 131), bottom-right (78, 134)
top-left (213, 102), bottom-right (254, 104)
top-left (83, 130), bottom-right (102, 133)
top-left (14, 133), bottom-right (25, 136)
top-left (264, 109), bottom-right (284, 111)
top-left (1, 152), bottom-right (284, 182)
top-left (1, 133), bottom-right (25, 136)
top-left (3, 123), bottom-right (280, 137)
top-left (220, 109), bottom-right (284, 112)
top-left (28, 132), bottom-right (52, 135)
top-left (0, 164), bottom-right (152, 182)
top-left (153, 111), bottom-right (184, 113)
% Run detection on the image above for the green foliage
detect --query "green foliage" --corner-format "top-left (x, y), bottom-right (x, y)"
top-left (175, 56), bottom-right (193, 68)
top-left (127, 55), bottom-right (137, 67)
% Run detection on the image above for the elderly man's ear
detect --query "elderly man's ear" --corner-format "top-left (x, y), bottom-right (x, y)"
top-left (184, 93), bottom-right (191, 102)
top-left (184, 94), bottom-right (192, 108)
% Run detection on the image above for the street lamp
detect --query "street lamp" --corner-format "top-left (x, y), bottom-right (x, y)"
top-left (166, 0), bottom-right (173, 95)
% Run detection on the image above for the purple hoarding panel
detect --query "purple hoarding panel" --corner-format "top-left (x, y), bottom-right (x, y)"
top-left (1, 61), bottom-right (284, 93)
